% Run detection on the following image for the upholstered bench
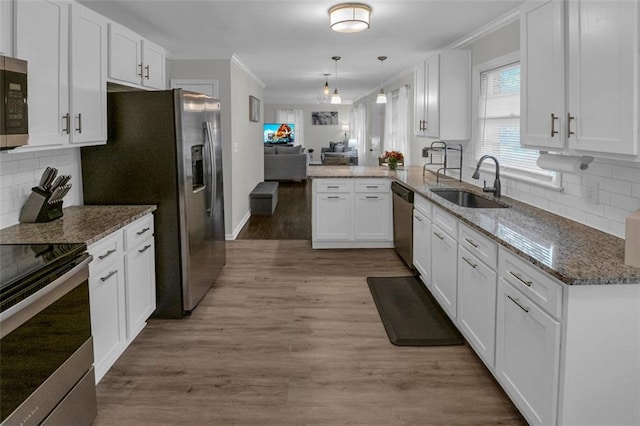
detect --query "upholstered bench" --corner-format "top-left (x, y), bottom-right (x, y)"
top-left (250, 181), bottom-right (279, 215)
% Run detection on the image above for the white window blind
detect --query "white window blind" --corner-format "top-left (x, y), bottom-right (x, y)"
top-left (477, 62), bottom-right (556, 183)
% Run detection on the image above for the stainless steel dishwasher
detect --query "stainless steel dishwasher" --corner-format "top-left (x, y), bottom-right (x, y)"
top-left (391, 181), bottom-right (414, 269)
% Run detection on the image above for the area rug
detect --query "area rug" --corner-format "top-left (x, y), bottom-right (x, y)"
top-left (366, 276), bottom-right (464, 346)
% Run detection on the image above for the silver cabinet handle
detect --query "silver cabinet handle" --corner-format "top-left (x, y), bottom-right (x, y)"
top-left (464, 238), bottom-right (478, 248)
top-left (100, 270), bottom-right (117, 282)
top-left (433, 231), bottom-right (444, 240)
top-left (138, 244), bottom-right (152, 253)
top-left (62, 113), bottom-right (70, 134)
top-left (327, 185), bottom-right (340, 189)
top-left (144, 65), bottom-right (150, 80)
top-left (98, 249), bottom-right (116, 260)
top-left (462, 257), bottom-right (478, 269)
top-left (365, 196), bottom-right (379, 199)
top-left (138, 63), bottom-right (143, 77)
top-left (327, 196), bottom-right (340, 199)
top-left (509, 271), bottom-right (532, 287)
top-left (567, 113), bottom-right (575, 138)
top-left (550, 113), bottom-right (559, 137)
top-left (366, 185), bottom-right (379, 189)
top-left (507, 295), bottom-right (530, 313)
top-left (415, 215), bottom-right (423, 222)
top-left (136, 227), bottom-right (150, 236)
top-left (75, 113), bottom-right (82, 134)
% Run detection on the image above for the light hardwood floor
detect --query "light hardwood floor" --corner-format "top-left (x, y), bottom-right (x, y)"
top-left (94, 240), bottom-right (525, 425)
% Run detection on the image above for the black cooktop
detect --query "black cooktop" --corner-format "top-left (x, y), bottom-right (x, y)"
top-left (0, 243), bottom-right (88, 313)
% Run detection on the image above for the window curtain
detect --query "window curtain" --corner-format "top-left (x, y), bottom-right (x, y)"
top-left (275, 109), bottom-right (304, 147)
top-left (383, 85), bottom-right (409, 163)
top-left (349, 102), bottom-right (366, 165)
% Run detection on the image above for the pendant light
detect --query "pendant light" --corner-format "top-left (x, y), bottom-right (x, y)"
top-left (318, 73), bottom-right (331, 104)
top-left (376, 56), bottom-right (387, 104)
top-left (331, 56), bottom-right (342, 104)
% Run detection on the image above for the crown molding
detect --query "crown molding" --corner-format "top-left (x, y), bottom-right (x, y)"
top-left (231, 54), bottom-right (266, 88)
top-left (446, 7), bottom-right (520, 49)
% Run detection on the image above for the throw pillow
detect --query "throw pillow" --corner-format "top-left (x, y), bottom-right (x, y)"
top-left (329, 141), bottom-right (339, 151)
top-left (264, 146), bottom-right (276, 154)
top-left (333, 143), bottom-right (345, 153)
top-left (276, 145), bottom-right (301, 155)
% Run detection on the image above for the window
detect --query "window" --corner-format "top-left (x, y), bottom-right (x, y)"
top-left (475, 57), bottom-right (558, 187)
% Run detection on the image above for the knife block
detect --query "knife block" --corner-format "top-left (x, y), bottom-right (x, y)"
top-left (19, 187), bottom-right (64, 223)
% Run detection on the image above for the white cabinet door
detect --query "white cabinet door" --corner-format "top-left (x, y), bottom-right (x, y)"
top-left (458, 247), bottom-right (497, 368)
top-left (125, 238), bottom-right (156, 339)
top-left (141, 39), bottom-right (165, 89)
top-left (425, 53), bottom-right (440, 138)
top-left (520, 0), bottom-right (566, 149)
top-left (495, 279), bottom-right (561, 426)
top-left (108, 22), bottom-right (142, 86)
top-left (0, 0), bottom-right (12, 56)
top-left (414, 62), bottom-right (427, 136)
top-left (15, 0), bottom-right (69, 148)
top-left (567, 0), bottom-right (639, 156)
top-left (90, 257), bottom-right (127, 383)
top-left (354, 193), bottom-right (391, 240)
top-left (70, 3), bottom-right (107, 144)
top-left (412, 208), bottom-right (431, 286)
top-left (430, 223), bottom-right (457, 319)
top-left (314, 193), bottom-right (353, 241)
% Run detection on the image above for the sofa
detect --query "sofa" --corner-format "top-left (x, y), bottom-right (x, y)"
top-left (264, 145), bottom-right (308, 181)
top-left (321, 141), bottom-right (358, 165)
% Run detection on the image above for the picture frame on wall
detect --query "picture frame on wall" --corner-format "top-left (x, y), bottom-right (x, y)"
top-left (312, 111), bottom-right (339, 125)
top-left (249, 96), bottom-right (260, 122)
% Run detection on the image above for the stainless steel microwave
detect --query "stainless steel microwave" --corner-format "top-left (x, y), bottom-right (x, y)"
top-left (1, 56), bottom-right (29, 150)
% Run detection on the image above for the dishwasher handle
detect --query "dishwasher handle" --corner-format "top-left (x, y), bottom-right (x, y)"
top-left (391, 181), bottom-right (414, 203)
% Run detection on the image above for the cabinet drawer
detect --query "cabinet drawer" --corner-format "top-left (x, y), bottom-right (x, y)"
top-left (459, 222), bottom-right (497, 269)
top-left (354, 179), bottom-right (389, 193)
top-left (88, 231), bottom-right (124, 274)
top-left (498, 248), bottom-right (563, 319)
top-left (315, 179), bottom-right (353, 193)
top-left (414, 194), bottom-right (432, 219)
top-left (432, 205), bottom-right (457, 239)
top-left (124, 214), bottom-right (154, 250)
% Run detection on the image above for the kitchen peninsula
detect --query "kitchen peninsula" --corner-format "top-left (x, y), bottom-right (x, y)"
top-left (309, 165), bottom-right (640, 426)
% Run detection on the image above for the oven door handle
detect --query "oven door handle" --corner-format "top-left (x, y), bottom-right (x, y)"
top-left (0, 254), bottom-right (93, 338)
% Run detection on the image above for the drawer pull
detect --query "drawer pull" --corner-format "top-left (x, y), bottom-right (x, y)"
top-left (327, 186), bottom-right (340, 189)
top-left (415, 215), bottom-right (423, 222)
top-left (509, 271), bottom-right (533, 287)
top-left (365, 196), bottom-right (379, 199)
top-left (462, 257), bottom-right (478, 269)
top-left (433, 231), bottom-right (445, 240)
top-left (138, 244), bottom-right (152, 253)
top-left (366, 185), bottom-right (379, 189)
top-left (100, 270), bottom-right (117, 282)
top-left (136, 227), bottom-right (151, 236)
top-left (98, 249), bottom-right (116, 260)
top-left (507, 295), bottom-right (530, 313)
top-left (464, 238), bottom-right (479, 248)
top-left (327, 196), bottom-right (340, 199)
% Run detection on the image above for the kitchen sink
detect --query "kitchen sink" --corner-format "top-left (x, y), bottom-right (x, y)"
top-left (430, 189), bottom-right (509, 209)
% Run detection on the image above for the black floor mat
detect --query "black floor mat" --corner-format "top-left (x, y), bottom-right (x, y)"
top-left (366, 276), bottom-right (465, 346)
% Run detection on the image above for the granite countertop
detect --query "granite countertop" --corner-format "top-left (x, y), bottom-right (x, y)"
top-left (309, 165), bottom-right (640, 285)
top-left (0, 205), bottom-right (157, 246)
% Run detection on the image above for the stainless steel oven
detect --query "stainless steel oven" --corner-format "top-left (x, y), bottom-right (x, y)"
top-left (0, 243), bottom-right (96, 426)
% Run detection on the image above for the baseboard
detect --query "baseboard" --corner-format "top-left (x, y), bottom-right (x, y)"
top-left (227, 210), bottom-right (251, 240)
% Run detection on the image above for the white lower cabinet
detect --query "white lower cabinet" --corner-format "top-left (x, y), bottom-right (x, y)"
top-left (412, 207), bottom-right (431, 286)
top-left (312, 178), bottom-right (392, 248)
top-left (457, 247), bottom-right (497, 368)
top-left (88, 213), bottom-right (156, 383)
top-left (430, 223), bottom-right (457, 319)
top-left (495, 278), bottom-right (561, 426)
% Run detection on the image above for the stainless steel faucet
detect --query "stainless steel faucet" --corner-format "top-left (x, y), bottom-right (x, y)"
top-left (472, 154), bottom-right (501, 197)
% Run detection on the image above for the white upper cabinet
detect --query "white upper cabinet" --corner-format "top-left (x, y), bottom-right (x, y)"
top-left (15, 0), bottom-right (106, 149)
top-left (415, 50), bottom-right (471, 140)
top-left (0, 0), bottom-right (13, 56)
top-left (566, 0), bottom-right (638, 156)
top-left (520, 0), bottom-right (639, 158)
top-left (108, 22), bottom-right (166, 90)
top-left (520, 0), bottom-right (565, 149)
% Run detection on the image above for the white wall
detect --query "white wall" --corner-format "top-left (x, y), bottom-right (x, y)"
top-left (263, 104), bottom-right (352, 161)
top-left (0, 148), bottom-right (83, 228)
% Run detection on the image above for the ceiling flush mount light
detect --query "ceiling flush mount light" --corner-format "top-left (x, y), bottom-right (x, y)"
top-left (331, 56), bottom-right (342, 104)
top-left (376, 56), bottom-right (387, 104)
top-left (329, 3), bottom-right (371, 34)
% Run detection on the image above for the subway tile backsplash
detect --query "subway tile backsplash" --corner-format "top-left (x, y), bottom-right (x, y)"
top-left (0, 148), bottom-right (83, 229)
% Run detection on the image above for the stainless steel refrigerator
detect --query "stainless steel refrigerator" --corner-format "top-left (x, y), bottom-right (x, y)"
top-left (81, 89), bottom-right (226, 318)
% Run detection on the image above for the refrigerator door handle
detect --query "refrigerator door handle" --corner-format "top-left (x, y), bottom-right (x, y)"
top-left (204, 121), bottom-right (216, 217)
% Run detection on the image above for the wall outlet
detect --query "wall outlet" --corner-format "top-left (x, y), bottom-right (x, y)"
top-left (582, 178), bottom-right (600, 204)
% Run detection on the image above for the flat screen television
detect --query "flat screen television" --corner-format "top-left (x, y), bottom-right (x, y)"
top-left (264, 123), bottom-right (295, 144)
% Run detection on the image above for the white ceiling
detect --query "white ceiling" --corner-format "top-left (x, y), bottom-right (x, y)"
top-left (79, 0), bottom-right (525, 105)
